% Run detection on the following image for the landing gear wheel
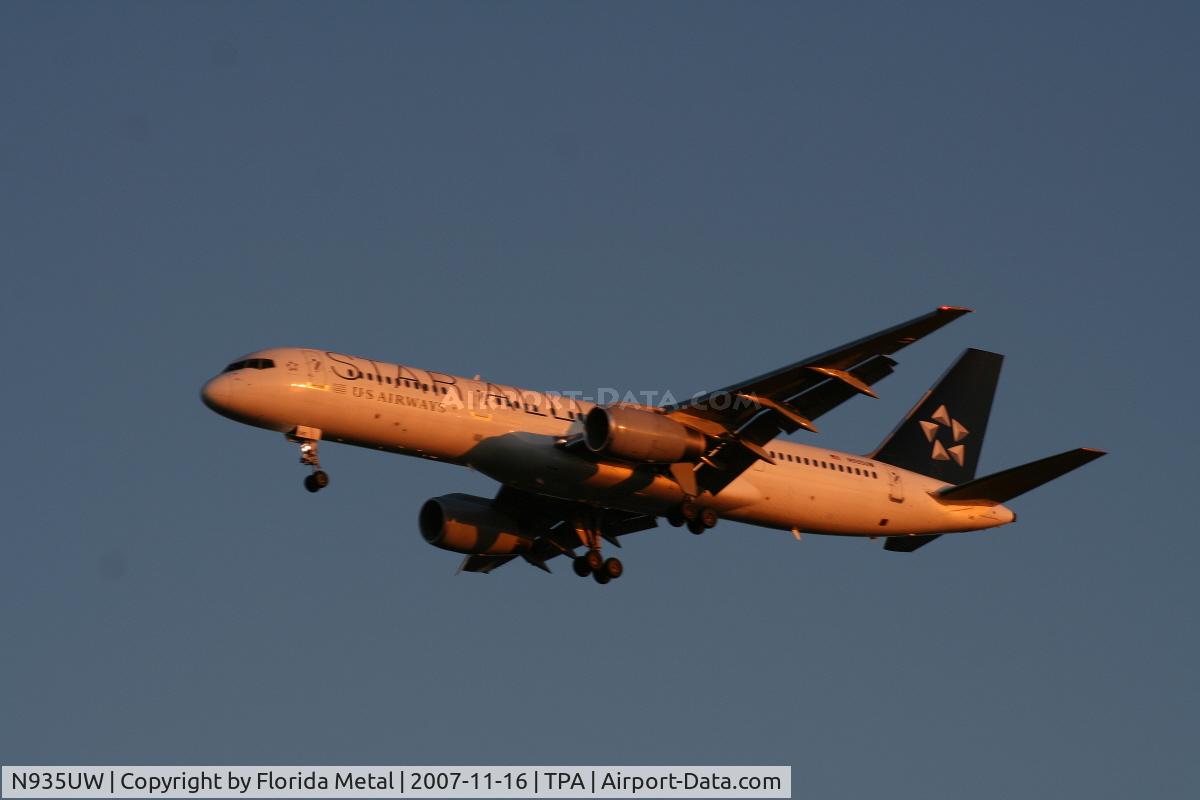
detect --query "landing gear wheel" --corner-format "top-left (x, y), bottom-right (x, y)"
top-left (592, 570), bottom-right (611, 585)
top-left (603, 557), bottom-right (623, 580)
top-left (687, 518), bottom-right (707, 535)
top-left (700, 507), bottom-right (718, 529)
top-left (289, 430), bottom-right (327, 493)
top-left (585, 550), bottom-right (604, 571)
top-left (680, 502), bottom-right (701, 522)
top-left (665, 508), bottom-right (685, 527)
top-left (573, 556), bottom-right (593, 578)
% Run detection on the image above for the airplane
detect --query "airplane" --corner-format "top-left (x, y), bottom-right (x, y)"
top-left (200, 307), bottom-right (1105, 583)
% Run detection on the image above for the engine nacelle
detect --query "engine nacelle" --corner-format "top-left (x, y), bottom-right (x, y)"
top-left (584, 405), bottom-right (706, 464)
top-left (418, 493), bottom-right (534, 555)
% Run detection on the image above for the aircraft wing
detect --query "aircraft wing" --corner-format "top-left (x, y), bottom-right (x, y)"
top-left (662, 307), bottom-right (972, 495)
top-left (456, 486), bottom-right (658, 574)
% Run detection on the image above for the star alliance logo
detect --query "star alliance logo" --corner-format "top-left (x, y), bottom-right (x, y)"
top-left (920, 404), bottom-right (968, 466)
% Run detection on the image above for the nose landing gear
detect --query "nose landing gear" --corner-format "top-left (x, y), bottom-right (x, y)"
top-left (303, 469), bottom-right (330, 493)
top-left (288, 426), bottom-right (329, 493)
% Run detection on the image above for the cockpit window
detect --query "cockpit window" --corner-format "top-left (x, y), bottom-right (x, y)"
top-left (222, 358), bottom-right (275, 373)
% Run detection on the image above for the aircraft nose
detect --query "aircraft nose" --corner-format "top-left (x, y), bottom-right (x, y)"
top-left (200, 376), bottom-right (230, 411)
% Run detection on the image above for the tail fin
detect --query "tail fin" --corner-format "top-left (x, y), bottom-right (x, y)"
top-left (871, 348), bottom-right (1003, 484)
top-left (934, 448), bottom-right (1106, 505)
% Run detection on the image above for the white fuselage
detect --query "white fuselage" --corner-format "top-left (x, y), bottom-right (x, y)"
top-left (201, 348), bottom-right (1015, 539)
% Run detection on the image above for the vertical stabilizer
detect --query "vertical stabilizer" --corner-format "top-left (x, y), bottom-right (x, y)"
top-left (871, 349), bottom-right (1003, 484)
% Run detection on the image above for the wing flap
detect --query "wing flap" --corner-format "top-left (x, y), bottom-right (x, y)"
top-left (691, 355), bottom-right (898, 495)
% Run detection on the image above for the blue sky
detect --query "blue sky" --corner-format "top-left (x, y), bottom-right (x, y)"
top-left (2, 3), bottom-right (1197, 797)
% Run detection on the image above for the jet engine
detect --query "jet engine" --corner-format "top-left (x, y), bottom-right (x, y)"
top-left (418, 493), bottom-right (534, 555)
top-left (584, 405), bottom-right (705, 464)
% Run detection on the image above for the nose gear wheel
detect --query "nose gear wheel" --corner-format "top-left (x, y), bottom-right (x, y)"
top-left (287, 427), bottom-right (329, 493)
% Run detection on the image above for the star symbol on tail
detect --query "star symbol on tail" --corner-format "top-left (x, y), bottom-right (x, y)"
top-left (919, 404), bottom-right (969, 466)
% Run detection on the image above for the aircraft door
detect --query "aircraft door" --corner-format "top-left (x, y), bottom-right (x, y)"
top-left (887, 470), bottom-right (905, 503)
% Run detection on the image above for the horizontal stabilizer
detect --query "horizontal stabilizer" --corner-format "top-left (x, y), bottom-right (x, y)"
top-left (935, 448), bottom-right (1106, 505)
top-left (458, 554), bottom-right (518, 574)
top-left (884, 534), bottom-right (941, 552)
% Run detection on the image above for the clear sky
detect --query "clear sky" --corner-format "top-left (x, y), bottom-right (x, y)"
top-left (2, 2), bottom-right (1196, 797)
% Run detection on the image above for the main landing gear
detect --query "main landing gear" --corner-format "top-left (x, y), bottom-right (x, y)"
top-left (571, 511), bottom-right (624, 585)
top-left (665, 501), bottom-right (719, 535)
top-left (288, 426), bottom-right (329, 493)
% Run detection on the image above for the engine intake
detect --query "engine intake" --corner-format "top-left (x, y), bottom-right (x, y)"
top-left (584, 405), bottom-right (705, 464)
top-left (418, 493), bottom-right (534, 555)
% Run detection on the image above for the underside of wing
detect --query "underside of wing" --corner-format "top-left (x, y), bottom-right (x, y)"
top-left (456, 485), bottom-right (658, 575)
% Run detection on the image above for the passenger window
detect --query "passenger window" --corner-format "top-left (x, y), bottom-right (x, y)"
top-left (421, 383), bottom-right (428, 391)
